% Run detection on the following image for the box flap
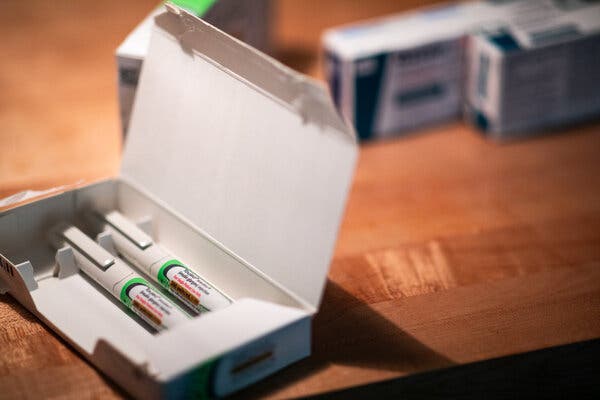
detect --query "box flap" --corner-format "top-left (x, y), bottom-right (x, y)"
top-left (116, 6), bottom-right (163, 60)
top-left (121, 6), bottom-right (357, 310)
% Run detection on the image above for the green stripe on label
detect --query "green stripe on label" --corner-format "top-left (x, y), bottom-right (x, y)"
top-left (119, 277), bottom-right (150, 307)
top-left (168, 0), bottom-right (217, 16)
top-left (157, 259), bottom-right (184, 289)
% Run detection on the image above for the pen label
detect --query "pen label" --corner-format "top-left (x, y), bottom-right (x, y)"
top-left (120, 277), bottom-right (181, 330)
top-left (158, 259), bottom-right (211, 312)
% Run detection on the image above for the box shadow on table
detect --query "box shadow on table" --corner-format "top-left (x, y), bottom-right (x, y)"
top-left (231, 279), bottom-right (454, 399)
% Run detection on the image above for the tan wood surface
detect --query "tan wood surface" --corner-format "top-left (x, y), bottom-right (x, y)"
top-left (1, 1), bottom-right (600, 399)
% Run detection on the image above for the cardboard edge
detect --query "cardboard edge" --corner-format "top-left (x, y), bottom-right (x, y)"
top-left (155, 5), bottom-right (355, 143)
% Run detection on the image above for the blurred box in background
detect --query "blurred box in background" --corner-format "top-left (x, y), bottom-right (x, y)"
top-left (117, 0), bottom-right (271, 136)
top-left (322, 1), bottom-right (500, 141)
top-left (324, 0), bottom-right (600, 142)
top-left (466, 1), bottom-right (600, 139)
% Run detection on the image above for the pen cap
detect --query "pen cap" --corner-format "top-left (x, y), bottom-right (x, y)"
top-left (48, 223), bottom-right (135, 294)
top-left (49, 223), bottom-right (115, 270)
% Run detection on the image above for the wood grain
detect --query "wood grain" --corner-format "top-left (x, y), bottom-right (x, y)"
top-left (1, 1), bottom-right (600, 399)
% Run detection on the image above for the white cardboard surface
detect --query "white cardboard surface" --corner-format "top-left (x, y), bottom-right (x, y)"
top-left (117, 7), bottom-right (162, 60)
top-left (122, 9), bottom-right (357, 309)
top-left (323, 1), bottom-right (496, 60)
top-left (0, 179), bottom-right (313, 398)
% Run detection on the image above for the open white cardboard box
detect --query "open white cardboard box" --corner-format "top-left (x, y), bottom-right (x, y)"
top-left (0, 5), bottom-right (357, 399)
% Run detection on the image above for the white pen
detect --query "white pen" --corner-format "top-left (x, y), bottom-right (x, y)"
top-left (92, 211), bottom-right (231, 313)
top-left (49, 223), bottom-right (189, 331)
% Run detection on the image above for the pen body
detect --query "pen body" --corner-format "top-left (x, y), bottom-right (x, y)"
top-left (70, 245), bottom-right (189, 331)
top-left (115, 275), bottom-right (189, 330)
top-left (52, 224), bottom-right (189, 331)
top-left (105, 220), bottom-right (231, 313)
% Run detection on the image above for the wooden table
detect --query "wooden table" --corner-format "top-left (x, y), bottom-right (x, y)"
top-left (1, 1), bottom-right (599, 398)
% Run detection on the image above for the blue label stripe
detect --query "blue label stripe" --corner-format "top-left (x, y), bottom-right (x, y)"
top-left (354, 53), bottom-right (386, 140)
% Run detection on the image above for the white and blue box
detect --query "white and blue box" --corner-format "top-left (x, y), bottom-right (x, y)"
top-left (466, 0), bottom-right (600, 139)
top-left (322, 1), bottom-right (504, 140)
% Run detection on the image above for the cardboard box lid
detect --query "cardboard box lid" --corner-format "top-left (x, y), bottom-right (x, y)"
top-left (116, 6), bottom-right (163, 61)
top-left (120, 5), bottom-right (358, 310)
